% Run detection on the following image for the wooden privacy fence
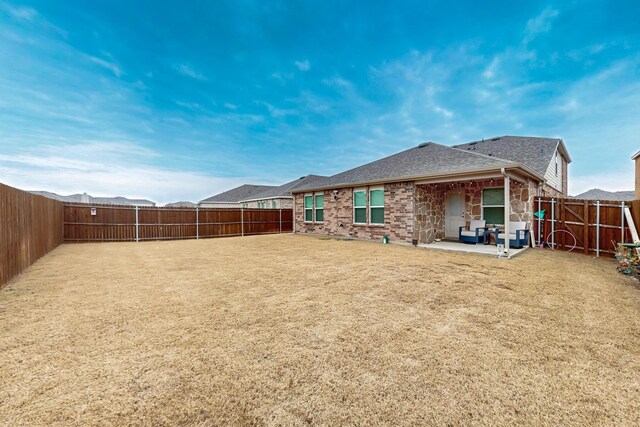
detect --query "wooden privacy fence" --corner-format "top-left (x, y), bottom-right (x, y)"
top-left (63, 204), bottom-right (294, 242)
top-left (1, 183), bottom-right (64, 287)
top-left (533, 196), bottom-right (640, 257)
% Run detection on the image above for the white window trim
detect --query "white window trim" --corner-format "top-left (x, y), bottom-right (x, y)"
top-left (353, 188), bottom-right (367, 225)
top-left (304, 193), bottom-right (313, 223)
top-left (314, 192), bottom-right (324, 223)
top-left (481, 186), bottom-right (505, 226)
top-left (368, 186), bottom-right (385, 226)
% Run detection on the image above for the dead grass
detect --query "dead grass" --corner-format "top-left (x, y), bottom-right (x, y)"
top-left (1, 234), bottom-right (639, 426)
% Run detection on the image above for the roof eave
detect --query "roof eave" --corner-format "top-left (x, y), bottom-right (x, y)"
top-left (291, 163), bottom-right (544, 193)
top-left (238, 195), bottom-right (293, 202)
top-left (555, 138), bottom-right (572, 163)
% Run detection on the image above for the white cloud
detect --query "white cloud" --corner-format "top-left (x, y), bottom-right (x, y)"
top-left (173, 64), bottom-right (207, 81)
top-left (3, 4), bottom-right (37, 21)
top-left (0, 142), bottom-right (245, 204)
top-left (433, 105), bottom-right (453, 118)
top-left (224, 102), bottom-right (237, 110)
top-left (523, 7), bottom-right (559, 44)
top-left (86, 55), bottom-right (122, 77)
top-left (294, 60), bottom-right (311, 71)
top-left (483, 57), bottom-right (499, 79)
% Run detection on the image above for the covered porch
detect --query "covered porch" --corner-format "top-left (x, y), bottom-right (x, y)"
top-left (413, 170), bottom-right (538, 257)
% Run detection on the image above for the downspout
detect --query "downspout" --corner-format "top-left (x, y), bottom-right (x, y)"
top-left (501, 168), bottom-right (510, 257)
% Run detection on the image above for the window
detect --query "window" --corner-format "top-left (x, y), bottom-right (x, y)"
top-left (369, 188), bottom-right (384, 225)
top-left (353, 190), bottom-right (366, 224)
top-left (304, 194), bottom-right (313, 222)
top-left (272, 200), bottom-right (277, 208)
top-left (482, 187), bottom-right (505, 225)
top-left (314, 193), bottom-right (324, 222)
top-left (555, 152), bottom-right (559, 176)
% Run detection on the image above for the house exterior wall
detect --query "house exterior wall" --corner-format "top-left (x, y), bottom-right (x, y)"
top-left (243, 198), bottom-right (292, 209)
top-left (199, 202), bottom-right (240, 208)
top-left (294, 182), bottom-right (415, 244)
top-left (543, 149), bottom-right (568, 195)
top-left (636, 157), bottom-right (640, 200)
top-left (414, 178), bottom-right (537, 244)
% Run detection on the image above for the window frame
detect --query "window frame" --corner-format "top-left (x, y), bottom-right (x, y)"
top-left (481, 186), bottom-right (505, 226)
top-left (314, 192), bottom-right (324, 223)
top-left (555, 152), bottom-right (559, 176)
top-left (304, 193), bottom-right (313, 223)
top-left (353, 188), bottom-right (367, 225)
top-left (368, 187), bottom-right (385, 226)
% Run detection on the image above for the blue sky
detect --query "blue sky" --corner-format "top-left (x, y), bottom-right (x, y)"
top-left (1, 0), bottom-right (639, 204)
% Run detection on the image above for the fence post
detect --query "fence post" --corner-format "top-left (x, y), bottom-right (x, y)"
top-left (621, 201), bottom-right (625, 244)
top-left (196, 206), bottom-right (199, 240)
top-left (241, 207), bottom-right (244, 237)
top-left (596, 200), bottom-right (600, 257)
top-left (135, 206), bottom-right (139, 242)
top-left (550, 198), bottom-right (555, 248)
top-left (279, 208), bottom-right (282, 233)
top-left (537, 197), bottom-right (541, 246)
top-left (583, 200), bottom-right (589, 256)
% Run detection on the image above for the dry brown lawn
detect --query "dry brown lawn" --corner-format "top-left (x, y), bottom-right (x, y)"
top-left (1, 234), bottom-right (639, 426)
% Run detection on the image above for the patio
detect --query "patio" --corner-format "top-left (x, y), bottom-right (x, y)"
top-left (419, 240), bottom-right (528, 257)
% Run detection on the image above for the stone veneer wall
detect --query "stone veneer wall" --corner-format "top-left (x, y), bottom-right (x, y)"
top-left (414, 178), bottom-right (538, 244)
top-left (294, 182), bottom-right (414, 244)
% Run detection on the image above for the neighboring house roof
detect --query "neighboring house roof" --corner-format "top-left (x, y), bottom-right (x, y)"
top-left (572, 189), bottom-right (634, 201)
top-left (240, 175), bottom-right (327, 201)
top-left (164, 201), bottom-right (196, 207)
top-left (292, 142), bottom-right (541, 193)
top-left (31, 191), bottom-right (156, 206)
top-left (199, 184), bottom-right (276, 204)
top-left (453, 136), bottom-right (571, 177)
top-left (632, 151), bottom-right (640, 160)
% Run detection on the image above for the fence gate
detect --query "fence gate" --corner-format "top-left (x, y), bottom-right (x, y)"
top-left (534, 197), bottom-right (640, 257)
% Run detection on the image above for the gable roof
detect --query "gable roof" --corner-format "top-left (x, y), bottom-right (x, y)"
top-left (199, 184), bottom-right (276, 204)
top-left (240, 175), bottom-right (327, 201)
top-left (453, 136), bottom-right (571, 176)
top-left (292, 142), bottom-right (538, 192)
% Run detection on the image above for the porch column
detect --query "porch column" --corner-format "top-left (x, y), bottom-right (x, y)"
top-left (504, 175), bottom-right (510, 256)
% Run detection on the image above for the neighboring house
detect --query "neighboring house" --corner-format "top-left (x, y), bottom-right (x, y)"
top-left (291, 136), bottom-right (571, 246)
top-left (164, 201), bottom-right (197, 208)
top-left (31, 191), bottom-right (156, 206)
top-left (572, 189), bottom-right (634, 201)
top-left (198, 184), bottom-right (276, 208)
top-left (239, 175), bottom-right (327, 209)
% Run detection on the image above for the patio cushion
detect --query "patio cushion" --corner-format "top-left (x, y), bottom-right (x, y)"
top-left (510, 221), bottom-right (526, 231)
top-left (498, 233), bottom-right (517, 240)
top-left (469, 219), bottom-right (485, 231)
top-left (461, 230), bottom-right (480, 237)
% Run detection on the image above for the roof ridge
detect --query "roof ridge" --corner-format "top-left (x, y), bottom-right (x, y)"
top-left (448, 144), bottom-right (516, 165)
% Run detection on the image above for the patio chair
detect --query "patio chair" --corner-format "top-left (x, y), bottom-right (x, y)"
top-left (458, 219), bottom-right (487, 244)
top-left (494, 221), bottom-right (530, 248)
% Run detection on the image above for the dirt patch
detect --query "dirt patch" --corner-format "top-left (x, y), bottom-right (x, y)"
top-left (1, 234), bottom-right (639, 425)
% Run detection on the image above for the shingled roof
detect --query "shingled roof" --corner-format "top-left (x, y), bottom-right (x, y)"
top-left (453, 136), bottom-right (571, 177)
top-left (240, 175), bottom-right (327, 201)
top-left (199, 184), bottom-right (276, 204)
top-left (292, 142), bottom-right (538, 192)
